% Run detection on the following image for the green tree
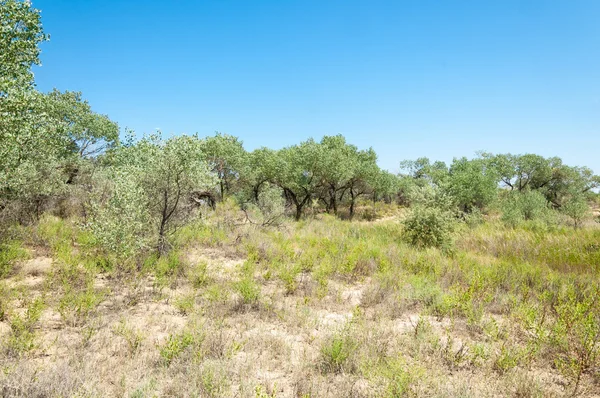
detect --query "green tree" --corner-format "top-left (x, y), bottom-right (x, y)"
top-left (313, 135), bottom-right (356, 215)
top-left (444, 157), bottom-right (498, 213)
top-left (371, 170), bottom-right (400, 203)
top-left (44, 89), bottom-right (119, 157)
top-left (341, 148), bottom-right (380, 219)
top-left (200, 133), bottom-right (247, 200)
top-left (0, 0), bottom-right (48, 88)
top-left (90, 134), bottom-right (217, 256)
top-left (0, 1), bottom-right (118, 223)
top-left (274, 140), bottom-right (321, 221)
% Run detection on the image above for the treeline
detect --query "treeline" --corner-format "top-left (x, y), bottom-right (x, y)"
top-left (2, 1), bottom-right (599, 257)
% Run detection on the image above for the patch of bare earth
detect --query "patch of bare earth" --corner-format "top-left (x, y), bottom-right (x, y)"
top-left (0, 249), bottom-right (587, 397)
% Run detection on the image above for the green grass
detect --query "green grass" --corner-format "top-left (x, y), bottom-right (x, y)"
top-left (0, 240), bottom-right (27, 278)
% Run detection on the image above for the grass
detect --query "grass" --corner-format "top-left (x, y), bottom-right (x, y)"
top-left (1, 208), bottom-right (599, 396)
top-left (0, 240), bottom-right (28, 278)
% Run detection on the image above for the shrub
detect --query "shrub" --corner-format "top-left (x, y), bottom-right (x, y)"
top-left (239, 183), bottom-right (286, 227)
top-left (561, 195), bottom-right (591, 228)
top-left (159, 331), bottom-right (195, 366)
top-left (501, 190), bottom-right (552, 227)
top-left (402, 205), bottom-right (456, 250)
top-left (235, 277), bottom-right (261, 307)
top-left (319, 332), bottom-right (357, 374)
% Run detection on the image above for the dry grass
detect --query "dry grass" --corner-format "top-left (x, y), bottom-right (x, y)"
top-left (0, 212), bottom-right (599, 397)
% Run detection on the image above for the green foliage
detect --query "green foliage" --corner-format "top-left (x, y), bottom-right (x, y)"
top-left (235, 277), bottom-right (261, 307)
top-left (0, 239), bottom-right (27, 278)
top-left (402, 205), bottom-right (456, 250)
top-left (319, 332), bottom-right (357, 374)
top-left (0, 0), bottom-right (117, 225)
top-left (550, 289), bottom-right (600, 396)
top-left (200, 133), bottom-right (247, 199)
top-left (484, 153), bottom-right (600, 207)
top-left (159, 331), bottom-right (195, 366)
top-left (188, 260), bottom-right (209, 288)
top-left (87, 133), bottom-right (217, 256)
top-left (240, 182), bottom-right (286, 226)
top-left (445, 157), bottom-right (498, 213)
top-left (58, 283), bottom-right (104, 326)
top-left (561, 195), bottom-right (591, 228)
top-left (500, 190), bottom-right (555, 228)
top-left (4, 296), bottom-right (44, 356)
top-left (44, 89), bottom-right (119, 157)
top-left (0, 0), bottom-right (48, 86)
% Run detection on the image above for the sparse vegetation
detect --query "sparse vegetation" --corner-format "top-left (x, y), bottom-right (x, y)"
top-left (1, 1), bottom-right (599, 397)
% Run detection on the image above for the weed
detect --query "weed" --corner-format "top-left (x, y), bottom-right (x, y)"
top-left (0, 240), bottom-right (27, 278)
top-left (550, 289), bottom-right (600, 396)
top-left (58, 283), bottom-right (104, 326)
top-left (113, 319), bottom-right (145, 355)
top-left (235, 277), bottom-right (260, 308)
top-left (5, 297), bottom-right (45, 356)
top-left (188, 260), bottom-right (209, 288)
top-left (319, 332), bottom-right (357, 374)
top-left (158, 330), bottom-right (195, 366)
top-left (174, 293), bottom-right (196, 315)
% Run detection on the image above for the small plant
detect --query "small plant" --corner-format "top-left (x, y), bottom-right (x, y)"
top-left (113, 319), bottom-right (145, 355)
top-left (158, 330), bottom-right (195, 366)
top-left (0, 240), bottom-right (27, 278)
top-left (174, 293), bottom-right (196, 315)
top-left (254, 384), bottom-right (277, 398)
top-left (319, 332), bottom-right (357, 374)
top-left (501, 190), bottom-right (553, 227)
top-left (154, 250), bottom-right (186, 280)
top-left (381, 356), bottom-right (417, 397)
top-left (561, 195), bottom-right (591, 228)
top-left (188, 260), bottom-right (209, 288)
top-left (58, 284), bottom-right (104, 326)
top-left (493, 343), bottom-right (523, 374)
top-left (235, 277), bottom-right (260, 307)
top-left (5, 297), bottom-right (45, 356)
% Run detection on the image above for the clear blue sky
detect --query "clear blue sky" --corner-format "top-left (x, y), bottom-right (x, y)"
top-left (33, 0), bottom-right (600, 173)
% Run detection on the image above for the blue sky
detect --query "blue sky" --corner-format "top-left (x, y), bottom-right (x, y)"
top-left (33, 0), bottom-right (600, 173)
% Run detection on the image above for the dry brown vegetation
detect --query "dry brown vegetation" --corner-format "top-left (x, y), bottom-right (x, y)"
top-left (0, 203), bottom-right (599, 398)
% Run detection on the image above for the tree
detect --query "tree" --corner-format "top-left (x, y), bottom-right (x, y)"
top-left (0, 0), bottom-right (48, 88)
top-left (92, 133), bottom-right (217, 256)
top-left (0, 1), bottom-right (118, 224)
top-left (485, 153), bottom-right (600, 208)
top-left (371, 170), bottom-right (400, 203)
top-left (444, 157), bottom-right (498, 213)
top-left (341, 148), bottom-right (379, 219)
top-left (274, 140), bottom-right (321, 221)
top-left (400, 157), bottom-right (448, 185)
top-left (44, 89), bottom-right (119, 157)
top-left (561, 195), bottom-right (590, 228)
top-left (245, 147), bottom-right (281, 202)
top-left (200, 133), bottom-right (247, 200)
top-left (314, 135), bottom-right (358, 215)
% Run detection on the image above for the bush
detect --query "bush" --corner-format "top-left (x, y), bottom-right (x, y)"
top-left (501, 190), bottom-right (553, 227)
top-left (239, 183), bottom-right (286, 227)
top-left (561, 196), bottom-right (591, 228)
top-left (319, 333), bottom-right (357, 374)
top-left (402, 205), bottom-right (456, 250)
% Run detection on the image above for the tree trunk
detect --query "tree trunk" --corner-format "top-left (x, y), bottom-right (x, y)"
top-left (295, 205), bottom-right (303, 221)
top-left (330, 188), bottom-right (338, 215)
top-left (349, 189), bottom-right (356, 220)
